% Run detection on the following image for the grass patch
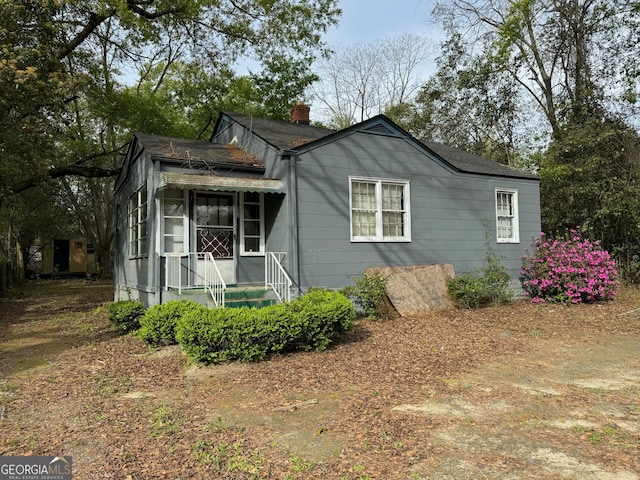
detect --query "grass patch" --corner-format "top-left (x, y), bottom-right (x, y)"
top-left (191, 440), bottom-right (269, 477)
top-left (150, 405), bottom-right (178, 437)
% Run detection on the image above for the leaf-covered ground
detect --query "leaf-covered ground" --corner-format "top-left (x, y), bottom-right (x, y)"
top-left (1, 281), bottom-right (639, 479)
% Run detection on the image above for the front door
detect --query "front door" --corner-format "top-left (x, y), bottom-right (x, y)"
top-left (194, 192), bottom-right (236, 285)
top-left (53, 240), bottom-right (69, 273)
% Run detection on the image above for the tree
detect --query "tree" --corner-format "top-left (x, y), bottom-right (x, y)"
top-left (539, 117), bottom-right (640, 281)
top-left (1, 0), bottom-right (340, 198)
top-left (0, 0), bottom-right (340, 287)
top-left (399, 32), bottom-right (525, 167)
top-left (429, 0), bottom-right (640, 281)
top-left (312, 33), bottom-right (435, 128)
top-left (432, 0), bottom-right (640, 138)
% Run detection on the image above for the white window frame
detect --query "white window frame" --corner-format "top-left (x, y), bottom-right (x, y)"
top-left (129, 184), bottom-right (148, 257)
top-left (495, 188), bottom-right (519, 243)
top-left (349, 176), bottom-right (411, 242)
top-left (161, 189), bottom-right (187, 254)
top-left (240, 192), bottom-right (265, 256)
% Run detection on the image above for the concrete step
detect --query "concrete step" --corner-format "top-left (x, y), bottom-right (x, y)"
top-left (224, 286), bottom-right (275, 309)
top-left (167, 285), bottom-right (277, 308)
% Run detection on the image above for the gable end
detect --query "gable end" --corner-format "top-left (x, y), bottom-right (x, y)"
top-left (363, 123), bottom-right (397, 136)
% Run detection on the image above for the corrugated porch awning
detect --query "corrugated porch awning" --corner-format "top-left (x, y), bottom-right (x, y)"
top-left (154, 171), bottom-right (286, 193)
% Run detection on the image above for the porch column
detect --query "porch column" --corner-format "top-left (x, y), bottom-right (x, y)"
top-left (281, 150), bottom-right (301, 294)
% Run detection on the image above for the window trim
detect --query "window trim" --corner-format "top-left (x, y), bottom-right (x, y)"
top-left (161, 189), bottom-right (187, 254)
top-left (495, 188), bottom-right (519, 244)
top-left (129, 184), bottom-right (148, 258)
top-left (349, 176), bottom-right (411, 242)
top-left (240, 192), bottom-right (265, 256)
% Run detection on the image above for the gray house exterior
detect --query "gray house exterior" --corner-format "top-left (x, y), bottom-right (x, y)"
top-left (113, 107), bottom-right (540, 307)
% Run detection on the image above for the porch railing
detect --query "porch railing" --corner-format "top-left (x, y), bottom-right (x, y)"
top-left (165, 253), bottom-right (190, 295)
top-left (164, 252), bottom-right (226, 307)
top-left (265, 252), bottom-right (293, 303)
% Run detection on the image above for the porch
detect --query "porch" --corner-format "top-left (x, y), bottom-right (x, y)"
top-left (162, 251), bottom-right (294, 308)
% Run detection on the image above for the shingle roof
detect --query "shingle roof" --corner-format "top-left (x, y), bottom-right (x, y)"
top-left (135, 132), bottom-right (264, 169)
top-left (220, 113), bottom-right (537, 180)
top-left (424, 142), bottom-right (538, 180)
top-left (222, 112), bottom-right (335, 150)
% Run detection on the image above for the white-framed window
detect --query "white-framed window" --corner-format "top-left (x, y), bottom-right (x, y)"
top-left (496, 189), bottom-right (519, 243)
top-left (240, 192), bottom-right (265, 255)
top-left (350, 177), bottom-right (411, 242)
top-left (162, 189), bottom-right (186, 253)
top-left (129, 184), bottom-right (148, 257)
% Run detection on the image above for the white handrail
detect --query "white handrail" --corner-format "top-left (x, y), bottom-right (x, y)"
top-left (265, 252), bottom-right (293, 303)
top-left (164, 252), bottom-right (226, 307)
top-left (202, 252), bottom-right (226, 308)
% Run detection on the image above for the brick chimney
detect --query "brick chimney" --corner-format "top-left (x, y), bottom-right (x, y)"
top-left (290, 101), bottom-right (310, 125)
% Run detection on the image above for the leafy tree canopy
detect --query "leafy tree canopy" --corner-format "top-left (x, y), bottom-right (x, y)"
top-left (0, 0), bottom-right (340, 199)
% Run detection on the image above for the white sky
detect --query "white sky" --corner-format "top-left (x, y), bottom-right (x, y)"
top-left (324, 0), bottom-right (440, 45)
top-left (308, 0), bottom-right (443, 122)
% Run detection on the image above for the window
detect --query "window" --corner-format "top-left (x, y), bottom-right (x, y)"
top-left (196, 193), bottom-right (234, 258)
top-left (240, 192), bottom-right (265, 255)
top-left (129, 184), bottom-right (148, 257)
top-left (496, 189), bottom-right (519, 243)
top-left (350, 177), bottom-right (411, 242)
top-left (163, 189), bottom-right (185, 253)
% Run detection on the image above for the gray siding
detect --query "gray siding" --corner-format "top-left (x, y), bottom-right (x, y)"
top-left (293, 131), bottom-right (540, 290)
top-left (113, 151), bottom-right (158, 306)
top-left (212, 117), bottom-right (295, 278)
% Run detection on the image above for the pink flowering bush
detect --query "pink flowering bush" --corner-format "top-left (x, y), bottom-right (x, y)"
top-left (520, 229), bottom-right (619, 304)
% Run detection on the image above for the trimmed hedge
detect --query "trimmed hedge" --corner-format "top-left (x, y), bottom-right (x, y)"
top-left (175, 290), bottom-right (355, 364)
top-left (288, 289), bottom-right (354, 349)
top-left (139, 299), bottom-right (204, 346)
top-left (109, 300), bottom-right (145, 332)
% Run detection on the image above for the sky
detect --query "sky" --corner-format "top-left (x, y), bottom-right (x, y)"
top-left (323, 0), bottom-right (441, 45)
top-left (307, 0), bottom-right (443, 121)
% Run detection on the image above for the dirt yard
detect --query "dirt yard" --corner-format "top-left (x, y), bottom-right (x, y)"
top-left (0, 281), bottom-right (639, 479)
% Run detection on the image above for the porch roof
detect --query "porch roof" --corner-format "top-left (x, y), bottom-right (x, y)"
top-left (154, 172), bottom-right (286, 194)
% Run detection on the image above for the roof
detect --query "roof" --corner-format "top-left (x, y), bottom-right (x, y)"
top-left (219, 112), bottom-right (335, 151)
top-left (425, 142), bottom-right (539, 180)
top-left (218, 113), bottom-right (538, 181)
top-left (134, 132), bottom-right (264, 170)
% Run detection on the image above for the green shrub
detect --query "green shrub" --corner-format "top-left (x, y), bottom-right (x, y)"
top-left (175, 290), bottom-right (355, 364)
top-left (176, 307), bottom-right (275, 363)
top-left (109, 300), bottom-right (145, 332)
top-left (288, 289), bottom-right (354, 350)
top-left (447, 252), bottom-right (513, 309)
top-left (447, 273), bottom-right (491, 309)
top-left (139, 300), bottom-right (204, 346)
top-left (341, 269), bottom-right (391, 319)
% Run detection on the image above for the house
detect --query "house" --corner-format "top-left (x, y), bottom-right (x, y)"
top-left (113, 105), bottom-right (540, 307)
top-left (40, 238), bottom-right (96, 278)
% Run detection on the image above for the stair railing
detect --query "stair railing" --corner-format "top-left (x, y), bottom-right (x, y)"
top-left (265, 252), bottom-right (293, 303)
top-left (202, 252), bottom-right (226, 307)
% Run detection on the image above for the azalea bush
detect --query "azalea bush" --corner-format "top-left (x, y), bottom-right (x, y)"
top-left (520, 229), bottom-right (619, 304)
